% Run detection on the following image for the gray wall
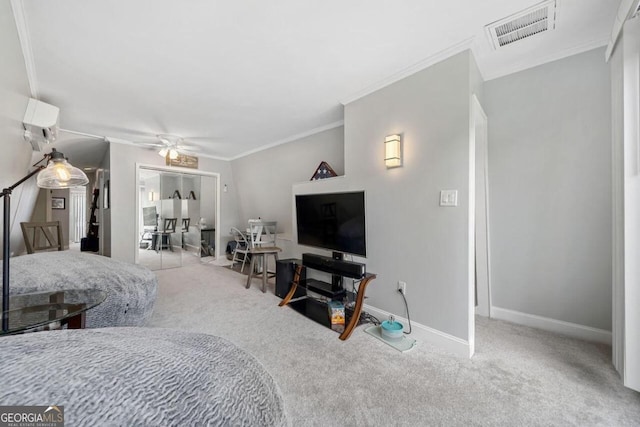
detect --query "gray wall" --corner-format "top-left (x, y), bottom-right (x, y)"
top-left (231, 126), bottom-right (344, 237)
top-left (234, 52), bottom-right (480, 346)
top-left (109, 143), bottom-right (239, 263)
top-left (31, 188), bottom-right (49, 223)
top-left (484, 47), bottom-right (612, 330)
top-left (342, 50), bottom-right (477, 341)
top-left (100, 146), bottom-right (111, 257)
top-left (0, 1), bottom-right (38, 258)
top-left (50, 188), bottom-right (70, 248)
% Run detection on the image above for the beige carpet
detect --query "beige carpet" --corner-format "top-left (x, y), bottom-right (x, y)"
top-left (148, 262), bottom-right (640, 426)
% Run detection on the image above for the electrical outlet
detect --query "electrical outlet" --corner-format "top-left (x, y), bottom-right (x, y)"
top-left (398, 281), bottom-right (407, 295)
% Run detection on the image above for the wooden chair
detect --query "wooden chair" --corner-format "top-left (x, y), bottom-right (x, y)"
top-left (180, 218), bottom-right (191, 249)
top-left (164, 218), bottom-right (177, 233)
top-left (20, 221), bottom-right (64, 254)
top-left (230, 227), bottom-right (250, 273)
top-left (245, 220), bottom-right (281, 293)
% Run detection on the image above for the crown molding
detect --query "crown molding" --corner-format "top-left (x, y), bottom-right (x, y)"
top-left (340, 37), bottom-right (475, 105)
top-left (60, 128), bottom-right (232, 162)
top-left (605, 0), bottom-right (640, 61)
top-left (229, 120), bottom-right (344, 161)
top-left (11, 0), bottom-right (39, 99)
top-left (482, 37), bottom-right (609, 81)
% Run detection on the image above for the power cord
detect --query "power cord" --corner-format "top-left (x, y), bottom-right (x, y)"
top-left (398, 288), bottom-right (412, 334)
top-left (361, 311), bottom-right (380, 326)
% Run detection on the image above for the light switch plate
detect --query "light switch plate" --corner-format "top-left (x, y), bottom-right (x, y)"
top-left (440, 190), bottom-right (458, 207)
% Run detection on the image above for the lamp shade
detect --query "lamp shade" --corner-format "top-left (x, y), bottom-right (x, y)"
top-left (36, 151), bottom-right (89, 189)
top-left (384, 134), bottom-right (402, 168)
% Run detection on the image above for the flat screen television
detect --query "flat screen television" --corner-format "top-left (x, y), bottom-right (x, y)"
top-left (295, 191), bottom-right (366, 257)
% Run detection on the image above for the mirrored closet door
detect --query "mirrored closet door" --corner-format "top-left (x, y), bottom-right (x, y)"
top-left (137, 167), bottom-right (217, 271)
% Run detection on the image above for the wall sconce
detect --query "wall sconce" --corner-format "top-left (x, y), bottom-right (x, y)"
top-left (384, 134), bottom-right (402, 168)
top-left (148, 191), bottom-right (155, 201)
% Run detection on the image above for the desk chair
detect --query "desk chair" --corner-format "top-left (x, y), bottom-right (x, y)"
top-left (181, 218), bottom-right (190, 249)
top-left (154, 218), bottom-right (177, 252)
top-left (245, 220), bottom-right (281, 293)
top-left (20, 221), bottom-right (64, 254)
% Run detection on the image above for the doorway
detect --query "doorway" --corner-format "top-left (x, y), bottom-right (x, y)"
top-left (69, 187), bottom-right (86, 245)
top-left (473, 95), bottom-right (492, 317)
top-left (135, 165), bottom-right (219, 271)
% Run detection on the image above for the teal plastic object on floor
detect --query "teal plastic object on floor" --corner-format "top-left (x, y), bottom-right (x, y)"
top-left (380, 320), bottom-right (404, 339)
top-left (365, 325), bottom-right (417, 352)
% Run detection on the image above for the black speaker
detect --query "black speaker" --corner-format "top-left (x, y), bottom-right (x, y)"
top-left (276, 259), bottom-right (306, 299)
top-left (80, 237), bottom-right (99, 252)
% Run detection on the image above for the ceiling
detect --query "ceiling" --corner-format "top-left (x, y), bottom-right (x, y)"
top-left (14, 0), bottom-right (618, 162)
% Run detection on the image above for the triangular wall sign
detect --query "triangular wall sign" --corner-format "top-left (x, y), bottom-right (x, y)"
top-left (310, 161), bottom-right (338, 181)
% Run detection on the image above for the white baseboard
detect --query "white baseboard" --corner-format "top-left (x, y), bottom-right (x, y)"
top-left (491, 306), bottom-right (612, 345)
top-left (363, 304), bottom-right (473, 358)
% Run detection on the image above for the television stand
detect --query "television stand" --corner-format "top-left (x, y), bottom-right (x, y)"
top-left (278, 255), bottom-right (376, 340)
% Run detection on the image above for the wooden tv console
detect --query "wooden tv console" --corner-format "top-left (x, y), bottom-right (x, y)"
top-left (278, 255), bottom-right (376, 340)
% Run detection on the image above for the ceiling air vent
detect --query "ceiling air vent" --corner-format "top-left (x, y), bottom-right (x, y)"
top-left (485, 0), bottom-right (557, 49)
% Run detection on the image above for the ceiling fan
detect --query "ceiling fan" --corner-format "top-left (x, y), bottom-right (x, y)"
top-left (59, 125), bottom-right (224, 159)
top-left (153, 134), bottom-right (199, 160)
top-left (120, 134), bottom-right (204, 159)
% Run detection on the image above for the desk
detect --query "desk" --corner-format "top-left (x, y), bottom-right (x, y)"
top-left (201, 227), bottom-right (215, 257)
top-left (0, 289), bottom-right (107, 335)
top-left (152, 231), bottom-right (174, 252)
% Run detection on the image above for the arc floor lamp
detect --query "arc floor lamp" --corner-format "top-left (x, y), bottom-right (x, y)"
top-left (0, 148), bottom-right (89, 332)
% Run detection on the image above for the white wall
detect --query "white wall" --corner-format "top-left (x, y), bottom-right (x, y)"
top-left (109, 143), bottom-right (239, 263)
top-left (231, 126), bottom-right (344, 237)
top-left (0, 1), bottom-right (38, 259)
top-left (200, 175), bottom-right (216, 227)
top-left (484, 48), bottom-right (612, 334)
top-left (611, 16), bottom-right (640, 392)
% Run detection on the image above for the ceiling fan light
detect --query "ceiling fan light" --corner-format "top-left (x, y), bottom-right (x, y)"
top-left (169, 149), bottom-right (179, 160)
top-left (158, 148), bottom-right (168, 157)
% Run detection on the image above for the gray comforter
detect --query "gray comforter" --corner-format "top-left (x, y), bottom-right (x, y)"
top-left (5, 251), bottom-right (157, 327)
top-left (0, 327), bottom-right (288, 426)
